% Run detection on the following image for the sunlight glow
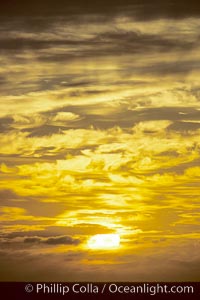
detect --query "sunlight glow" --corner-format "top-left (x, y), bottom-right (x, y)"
top-left (87, 234), bottom-right (120, 250)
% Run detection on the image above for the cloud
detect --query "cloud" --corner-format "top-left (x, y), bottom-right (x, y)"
top-left (0, 189), bottom-right (20, 200)
top-left (23, 235), bottom-right (80, 245)
top-left (167, 121), bottom-right (200, 132)
top-left (23, 125), bottom-right (67, 137)
top-left (0, 238), bottom-right (200, 281)
top-left (24, 237), bottom-right (41, 243)
top-left (44, 236), bottom-right (80, 245)
top-left (0, 117), bottom-right (13, 133)
top-left (1, 1), bottom-right (200, 21)
top-left (0, 28), bottom-right (196, 56)
top-left (52, 112), bottom-right (80, 122)
top-left (0, 0), bottom-right (200, 282)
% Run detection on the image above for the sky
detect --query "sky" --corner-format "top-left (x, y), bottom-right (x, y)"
top-left (0, 0), bottom-right (200, 281)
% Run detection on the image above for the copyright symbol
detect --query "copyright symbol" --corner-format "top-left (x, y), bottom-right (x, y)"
top-left (25, 284), bottom-right (34, 293)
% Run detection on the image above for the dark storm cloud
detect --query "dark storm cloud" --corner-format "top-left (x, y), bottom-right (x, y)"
top-left (1, 0), bottom-right (200, 20)
top-left (0, 31), bottom-right (196, 57)
top-left (2, 230), bottom-right (81, 245)
top-left (24, 235), bottom-right (80, 245)
top-left (5, 230), bottom-right (57, 239)
top-left (24, 237), bottom-right (41, 243)
top-left (124, 0), bottom-right (200, 20)
top-left (44, 236), bottom-right (80, 245)
top-left (3, 224), bottom-right (114, 242)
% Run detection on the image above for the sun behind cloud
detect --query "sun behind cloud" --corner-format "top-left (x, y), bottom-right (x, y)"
top-left (87, 234), bottom-right (120, 250)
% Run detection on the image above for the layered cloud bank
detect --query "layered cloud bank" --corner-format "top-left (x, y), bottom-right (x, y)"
top-left (0, 0), bottom-right (200, 281)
